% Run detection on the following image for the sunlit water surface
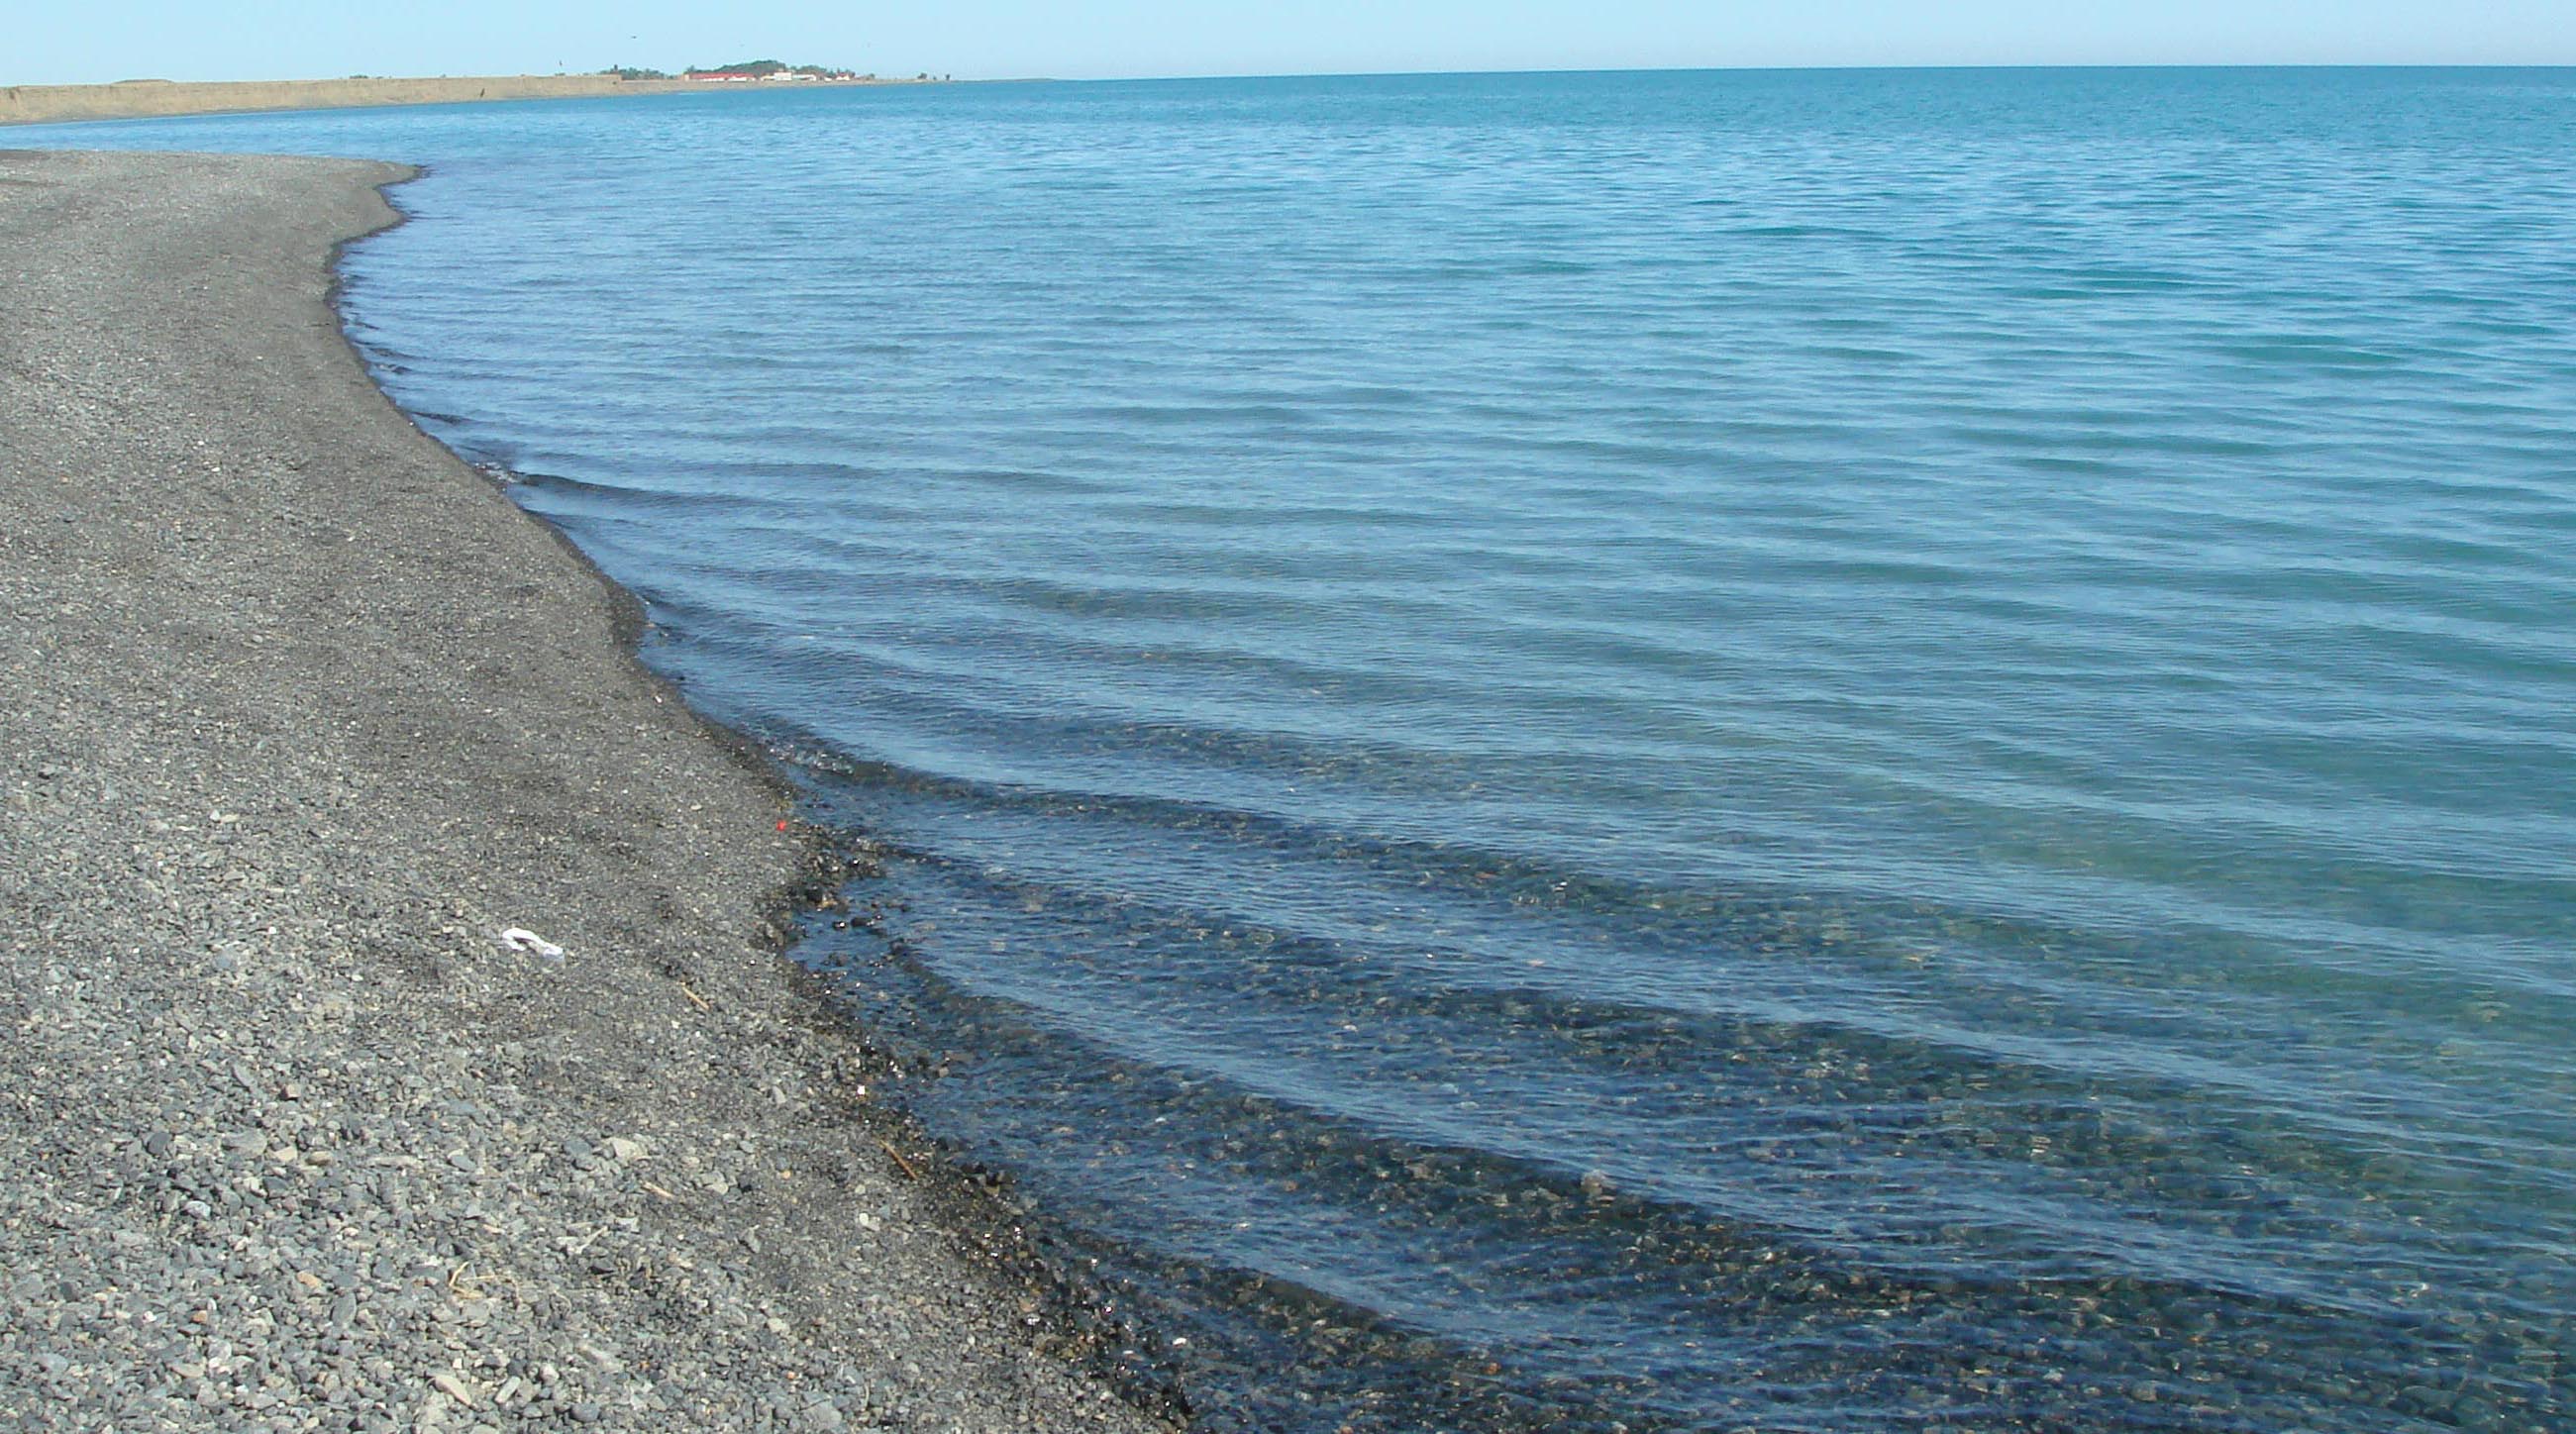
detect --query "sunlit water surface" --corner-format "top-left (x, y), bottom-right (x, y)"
top-left (23, 67), bottom-right (2575, 1431)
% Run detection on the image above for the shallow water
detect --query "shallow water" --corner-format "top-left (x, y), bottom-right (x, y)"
top-left (23, 67), bottom-right (2576, 1430)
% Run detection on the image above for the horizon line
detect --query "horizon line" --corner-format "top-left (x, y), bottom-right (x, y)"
top-left (12, 58), bottom-right (2575, 89)
top-left (981, 59), bottom-right (2576, 82)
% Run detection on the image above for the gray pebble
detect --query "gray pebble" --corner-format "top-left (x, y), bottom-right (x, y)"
top-left (0, 147), bottom-right (1175, 1434)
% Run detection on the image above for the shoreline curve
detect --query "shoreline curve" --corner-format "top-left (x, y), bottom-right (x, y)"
top-left (0, 147), bottom-right (1180, 1432)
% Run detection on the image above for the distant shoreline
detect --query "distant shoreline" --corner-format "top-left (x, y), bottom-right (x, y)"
top-left (0, 72), bottom-right (933, 127)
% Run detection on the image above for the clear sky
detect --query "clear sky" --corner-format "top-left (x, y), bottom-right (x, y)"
top-left (10, 1), bottom-right (2575, 86)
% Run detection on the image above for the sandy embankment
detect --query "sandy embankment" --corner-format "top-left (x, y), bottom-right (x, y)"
top-left (0, 149), bottom-right (1177, 1431)
top-left (0, 75), bottom-right (912, 128)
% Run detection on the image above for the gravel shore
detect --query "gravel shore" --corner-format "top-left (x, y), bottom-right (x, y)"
top-left (0, 148), bottom-right (1182, 1433)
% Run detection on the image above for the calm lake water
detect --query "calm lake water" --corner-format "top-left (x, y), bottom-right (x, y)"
top-left (23, 67), bottom-right (2575, 1431)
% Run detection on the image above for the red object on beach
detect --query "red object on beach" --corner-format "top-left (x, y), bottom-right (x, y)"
top-left (777, 820), bottom-right (789, 831)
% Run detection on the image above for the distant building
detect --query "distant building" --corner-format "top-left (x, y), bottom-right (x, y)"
top-left (682, 63), bottom-right (864, 83)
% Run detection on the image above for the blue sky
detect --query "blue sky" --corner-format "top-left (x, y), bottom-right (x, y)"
top-left (11, 2), bottom-right (2575, 85)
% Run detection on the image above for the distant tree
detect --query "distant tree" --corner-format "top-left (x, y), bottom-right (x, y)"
top-left (684, 57), bottom-right (864, 80)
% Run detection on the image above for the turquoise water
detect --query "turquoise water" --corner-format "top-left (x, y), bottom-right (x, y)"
top-left (23, 68), bottom-right (2576, 1430)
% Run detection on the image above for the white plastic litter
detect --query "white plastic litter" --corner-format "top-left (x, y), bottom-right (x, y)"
top-left (498, 928), bottom-right (567, 962)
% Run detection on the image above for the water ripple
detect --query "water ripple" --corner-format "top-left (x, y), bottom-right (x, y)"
top-left (35, 65), bottom-right (2575, 1433)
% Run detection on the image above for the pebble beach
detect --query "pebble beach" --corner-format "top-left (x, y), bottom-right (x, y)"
top-left (0, 148), bottom-right (1179, 1433)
